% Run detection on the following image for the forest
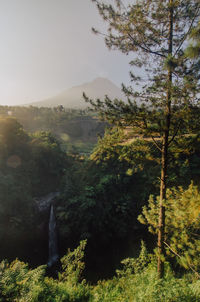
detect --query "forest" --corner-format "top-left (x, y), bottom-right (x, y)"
top-left (0, 105), bottom-right (106, 154)
top-left (1, 0), bottom-right (200, 301)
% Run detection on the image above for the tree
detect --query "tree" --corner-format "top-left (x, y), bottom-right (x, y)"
top-left (139, 182), bottom-right (200, 276)
top-left (186, 21), bottom-right (200, 59)
top-left (0, 117), bottom-right (29, 159)
top-left (30, 131), bottom-right (65, 195)
top-left (85, 0), bottom-right (200, 278)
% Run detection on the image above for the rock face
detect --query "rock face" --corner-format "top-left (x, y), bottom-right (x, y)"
top-left (28, 77), bottom-right (124, 109)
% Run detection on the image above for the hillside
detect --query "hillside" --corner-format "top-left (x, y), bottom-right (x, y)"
top-left (28, 77), bottom-right (124, 109)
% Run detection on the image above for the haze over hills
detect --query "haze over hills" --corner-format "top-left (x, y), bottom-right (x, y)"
top-left (27, 77), bottom-right (125, 109)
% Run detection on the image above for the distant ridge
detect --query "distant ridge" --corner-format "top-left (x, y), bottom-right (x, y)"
top-left (28, 77), bottom-right (124, 109)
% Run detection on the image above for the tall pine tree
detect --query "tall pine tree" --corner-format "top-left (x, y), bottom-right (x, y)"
top-left (85, 0), bottom-right (200, 278)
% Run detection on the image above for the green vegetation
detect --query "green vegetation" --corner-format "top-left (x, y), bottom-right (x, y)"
top-left (2, 115), bottom-right (200, 299)
top-left (0, 116), bottom-right (67, 264)
top-left (0, 241), bottom-right (91, 302)
top-left (0, 105), bottom-right (105, 154)
top-left (1, 241), bottom-right (200, 302)
top-left (87, 0), bottom-right (200, 277)
top-left (1, 0), bottom-right (200, 300)
top-left (139, 182), bottom-right (200, 273)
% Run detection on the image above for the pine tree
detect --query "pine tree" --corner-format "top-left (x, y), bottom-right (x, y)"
top-left (186, 21), bottom-right (200, 59)
top-left (138, 183), bottom-right (200, 275)
top-left (85, 0), bottom-right (200, 278)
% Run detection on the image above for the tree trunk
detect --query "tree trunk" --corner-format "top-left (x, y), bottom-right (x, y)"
top-left (157, 139), bottom-right (168, 278)
top-left (157, 0), bottom-right (173, 279)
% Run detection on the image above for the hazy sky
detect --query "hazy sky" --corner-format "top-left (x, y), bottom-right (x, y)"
top-left (0, 0), bottom-right (131, 105)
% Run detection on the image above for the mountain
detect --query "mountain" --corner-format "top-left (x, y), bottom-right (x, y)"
top-left (28, 77), bottom-right (124, 109)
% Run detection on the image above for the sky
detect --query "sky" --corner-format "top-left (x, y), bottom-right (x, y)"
top-left (0, 0), bottom-right (131, 106)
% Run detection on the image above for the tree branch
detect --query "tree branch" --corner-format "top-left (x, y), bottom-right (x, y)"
top-left (127, 33), bottom-right (166, 58)
top-left (168, 120), bottom-right (182, 146)
top-left (164, 241), bottom-right (200, 278)
top-left (151, 135), bottom-right (162, 152)
top-left (174, 6), bottom-right (200, 56)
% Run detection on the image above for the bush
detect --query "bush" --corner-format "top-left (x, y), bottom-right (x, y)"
top-left (1, 242), bottom-right (200, 302)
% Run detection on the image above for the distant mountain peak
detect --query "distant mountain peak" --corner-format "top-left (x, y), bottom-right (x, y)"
top-left (91, 77), bottom-right (120, 88)
top-left (92, 77), bottom-right (113, 83)
top-left (27, 78), bottom-right (124, 109)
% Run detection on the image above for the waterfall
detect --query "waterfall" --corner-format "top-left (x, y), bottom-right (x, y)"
top-left (48, 204), bottom-right (59, 267)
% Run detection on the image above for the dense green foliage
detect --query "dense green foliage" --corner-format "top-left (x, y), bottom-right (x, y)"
top-left (1, 1), bottom-right (200, 295)
top-left (0, 105), bottom-right (105, 154)
top-left (2, 114), bottom-right (200, 280)
top-left (139, 182), bottom-right (200, 273)
top-left (0, 117), bottom-right (66, 264)
top-left (55, 127), bottom-right (200, 279)
top-left (88, 0), bottom-right (200, 277)
top-left (1, 241), bottom-right (200, 302)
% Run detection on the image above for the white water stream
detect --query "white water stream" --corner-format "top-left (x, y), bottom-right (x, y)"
top-left (48, 204), bottom-right (59, 267)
